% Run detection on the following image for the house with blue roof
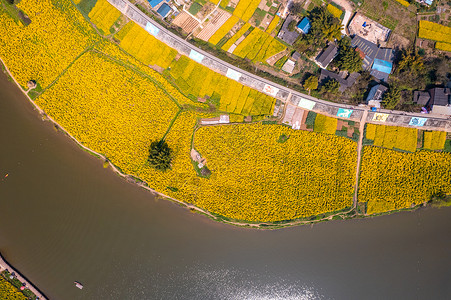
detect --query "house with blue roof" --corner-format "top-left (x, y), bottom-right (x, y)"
top-left (351, 35), bottom-right (395, 81)
top-left (148, 0), bottom-right (163, 8)
top-left (297, 17), bottom-right (311, 34)
top-left (371, 59), bottom-right (393, 81)
top-left (157, 3), bottom-right (171, 18)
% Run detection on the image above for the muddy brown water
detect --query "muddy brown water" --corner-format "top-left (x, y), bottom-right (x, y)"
top-left (0, 72), bottom-right (450, 299)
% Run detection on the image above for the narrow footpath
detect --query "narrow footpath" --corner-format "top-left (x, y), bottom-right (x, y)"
top-left (353, 109), bottom-right (368, 208)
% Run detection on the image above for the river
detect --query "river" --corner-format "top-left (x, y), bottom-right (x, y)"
top-left (0, 71), bottom-right (450, 299)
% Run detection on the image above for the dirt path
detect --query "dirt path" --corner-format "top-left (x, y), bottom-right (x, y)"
top-left (331, 0), bottom-right (354, 35)
top-left (353, 108), bottom-right (368, 208)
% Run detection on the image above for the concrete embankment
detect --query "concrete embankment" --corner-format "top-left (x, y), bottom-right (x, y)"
top-left (0, 252), bottom-right (48, 300)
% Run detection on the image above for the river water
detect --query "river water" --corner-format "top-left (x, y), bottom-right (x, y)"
top-left (0, 72), bottom-right (450, 300)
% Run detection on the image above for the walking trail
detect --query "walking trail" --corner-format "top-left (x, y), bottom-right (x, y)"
top-left (353, 109), bottom-right (368, 208)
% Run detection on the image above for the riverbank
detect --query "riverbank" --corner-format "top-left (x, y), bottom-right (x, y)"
top-left (0, 252), bottom-right (47, 300)
top-left (0, 56), bottom-right (447, 230)
top-left (0, 57), bottom-right (360, 229)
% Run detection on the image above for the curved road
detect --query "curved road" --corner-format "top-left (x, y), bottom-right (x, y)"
top-left (108, 0), bottom-right (451, 131)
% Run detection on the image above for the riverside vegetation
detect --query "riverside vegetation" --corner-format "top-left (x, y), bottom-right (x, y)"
top-left (0, 0), bottom-right (450, 224)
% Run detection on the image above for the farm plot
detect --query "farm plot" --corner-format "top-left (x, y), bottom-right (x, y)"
top-left (234, 0), bottom-right (262, 22)
top-left (88, 0), bottom-right (122, 34)
top-left (192, 123), bottom-right (358, 222)
top-left (359, 147), bottom-right (451, 215)
top-left (418, 20), bottom-right (451, 51)
top-left (423, 131), bottom-right (447, 151)
top-left (365, 123), bottom-right (417, 152)
top-left (116, 22), bottom-right (177, 69)
top-left (359, 0), bottom-right (417, 42)
top-left (314, 114), bottom-right (338, 135)
top-left (36, 51), bottom-right (180, 175)
top-left (208, 15), bottom-right (239, 45)
top-left (168, 56), bottom-right (275, 115)
top-left (265, 15), bottom-right (280, 34)
top-left (232, 28), bottom-right (286, 62)
top-left (221, 23), bottom-right (252, 51)
top-left (0, 0), bottom-right (99, 88)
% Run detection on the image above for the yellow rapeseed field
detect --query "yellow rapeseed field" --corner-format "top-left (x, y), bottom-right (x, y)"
top-left (265, 16), bottom-right (280, 34)
top-left (36, 51), bottom-right (179, 174)
top-left (423, 131), bottom-right (446, 150)
top-left (327, 4), bottom-right (342, 19)
top-left (359, 146), bottom-right (451, 214)
top-left (93, 39), bottom-right (207, 108)
top-left (233, 28), bottom-right (285, 62)
top-left (0, 276), bottom-right (27, 300)
top-left (168, 55), bottom-right (275, 115)
top-left (192, 123), bottom-right (357, 221)
top-left (4, 0), bottom-right (449, 224)
top-left (0, 0), bottom-right (99, 88)
top-left (88, 0), bottom-right (122, 34)
top-left (208, 16), bottom-right (239, 45)
top-left (366, 124), bottom-right (418, 152)
top-left (116, 22), bottom-right (177, 69)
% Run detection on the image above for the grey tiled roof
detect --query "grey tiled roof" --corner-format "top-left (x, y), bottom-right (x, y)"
top-left (370, 69), bottom-right (390, 82)
top-left (277, 15), bottom-right (300, 45)
top-left (413, 91), bottom-right (430, 106)
top-left (430, 88), bottom-right (451, 106)
top-left (315, 44), bottom-right (338, 68)
top-left (320, 69), bottom-right (360, 92)
top-left (351, 35), bottom-right (394, 74)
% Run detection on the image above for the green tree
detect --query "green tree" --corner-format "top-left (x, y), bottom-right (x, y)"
top-left (289, 2), bottom-right (303, 16)
top-left (382, 86), bottom-right (401, 109)
top-left (334, 45), bottom-right (363, 73)
top-left (303, 75), bottom-right (318, 94)
top-left (322, 23), bottom-right (343, 41)
top-left (396, 50), bottom-right (424, 75)
top-left (148, 140), bottom-right (172, 171)
top-left (288, 20), bottom-right (296, 32)
top-left (321, 79), bottom-right (340, 94)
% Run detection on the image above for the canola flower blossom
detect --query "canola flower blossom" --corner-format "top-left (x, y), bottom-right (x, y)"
top-left (1, 0), bottom-right (450, 224)
top-left (0, 0), bottom-right (98, 88)
top-left (359, 147), bottom-right (451, 215)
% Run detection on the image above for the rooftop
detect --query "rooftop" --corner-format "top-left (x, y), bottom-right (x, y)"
top-left (292, 51), bottom-right (301, 61)
top-left (348, 13), bottom-right (391, 44)
top-left (351, 35), bottom-right (378, 69)
top-left (351, 35), bottom-right (394, 81)
top-left (277, 15), bottom-right (300, 45)
top-left (366, 84), bottom-right (388, 102)
top-left (320, 69), bottom-right (360, 92)
top-left (430, 87), bottom-right (451, 106)
top-left (372, 59), bottom-right (393, 74)
top-left (157, 3), bottom-right (171, 18)
top-left (413, 91), bottom-right (431, 106)
top-left (282, 59), bottom-right (296, 74)
top-left (297, 17), bottom-right (311, 34)
top-left (148, 0), bottom-right (163, 8)
top-left (315, 44), bottom-right (338, 69)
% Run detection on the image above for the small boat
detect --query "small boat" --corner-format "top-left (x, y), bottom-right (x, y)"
top-left (74, 281), bottom-right (83, 289)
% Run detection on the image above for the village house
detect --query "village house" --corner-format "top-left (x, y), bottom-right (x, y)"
top-left (314, 44), bottom-right (338, 69)
top-left (319, 69), bottom-right (360, 92)
top-left (277, 15), bottom-right (300, 45)
top-left (414, 88), bottom-right (451, 115)
top-left (366, 84), bottom-right (388, 108)
top-left (351, 35), bottom-right (394, 81)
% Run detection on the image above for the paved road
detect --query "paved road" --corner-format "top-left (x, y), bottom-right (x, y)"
top-left (0, 253), bottom-right (48, 300)
top-left (108, 0), bottom-right (451, 131)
